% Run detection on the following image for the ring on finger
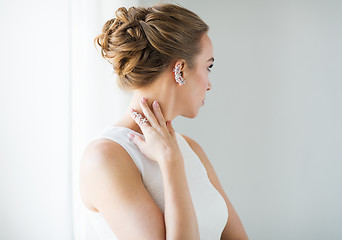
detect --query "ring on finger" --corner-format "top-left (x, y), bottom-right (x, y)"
top-left (132, 111), bottom-right (142, 120)
top-left (139, 117), bottom-right (148, 127)
top-left (131, 109), bottom-right (149, 127)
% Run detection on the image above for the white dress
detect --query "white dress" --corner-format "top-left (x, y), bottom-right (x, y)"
top-left (82, 126), bottom-right (228, 240)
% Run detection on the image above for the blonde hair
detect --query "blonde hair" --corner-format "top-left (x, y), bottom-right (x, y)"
top-left (94, 3), bottom-right (209, 91)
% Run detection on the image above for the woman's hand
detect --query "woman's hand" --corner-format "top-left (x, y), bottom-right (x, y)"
top-left (128, 97), bottom-right (183, 165)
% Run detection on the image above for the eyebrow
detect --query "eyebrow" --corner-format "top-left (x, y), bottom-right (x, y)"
top-left (207, 57), bottom-right (215, 62)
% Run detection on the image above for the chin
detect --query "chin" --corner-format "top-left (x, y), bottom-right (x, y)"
top-left (181, 109), bottom-right (199, 119)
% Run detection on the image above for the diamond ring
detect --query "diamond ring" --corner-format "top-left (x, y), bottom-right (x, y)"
top-left (132, 110), bottom-right (149, 127)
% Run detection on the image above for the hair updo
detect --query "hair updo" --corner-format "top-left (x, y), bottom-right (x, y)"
top-left (94, 3), bottom-right (209, 91)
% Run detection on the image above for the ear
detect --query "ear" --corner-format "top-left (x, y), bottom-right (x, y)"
top-left (171, 59), bottom-right (187, 85)
top-left (173, 59), bottom-right (186, 73)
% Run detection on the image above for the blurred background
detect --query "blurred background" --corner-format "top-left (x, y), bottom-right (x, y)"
top-left (1, 0), bottom-right (341, 239)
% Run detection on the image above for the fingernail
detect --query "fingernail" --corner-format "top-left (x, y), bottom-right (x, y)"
top-left (130, 108), bottom-right (137, 119)
top-left (153, 101), bottom-right (159, 107)
top-left (127, 133), bottom-right (134, 140)
top-left (141, 97), bottom-right (146, 103)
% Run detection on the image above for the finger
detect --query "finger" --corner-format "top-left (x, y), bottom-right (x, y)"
top-left (166, 120), bottom-right (175, 136)
top-left (127, 133), bottom-right (145, 149)
top-left (130, 108), bottom-right (150, 132)
top-left (152, 100), bottom-right (167, 129)
top-left (139, 97), bottom-right (160, 129)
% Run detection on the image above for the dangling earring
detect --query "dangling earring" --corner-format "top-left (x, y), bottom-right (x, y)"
top-left (173, 64), bottom-right (186, 85)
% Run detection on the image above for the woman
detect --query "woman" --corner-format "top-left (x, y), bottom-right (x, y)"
top-left (80, 3), bottom-right (248, 240)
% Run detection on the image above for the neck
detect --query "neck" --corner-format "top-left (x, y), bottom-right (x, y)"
top-left (115, 70), bottom-right (182, 135)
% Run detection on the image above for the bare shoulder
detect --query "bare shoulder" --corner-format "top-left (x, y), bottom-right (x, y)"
top-left (180, 134), bottom-right (248, 239)
top-left (80, 138), bottom-right (134, 167)
top-left (79, 138), bottom-right (166, 238)
top-left (80, 138), bottom-right (140, 178)
top-left (79, 138), bottom-right (141, 211)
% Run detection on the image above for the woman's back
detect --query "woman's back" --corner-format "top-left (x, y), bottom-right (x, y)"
top-left (80, 125), bottom-right (228, 240)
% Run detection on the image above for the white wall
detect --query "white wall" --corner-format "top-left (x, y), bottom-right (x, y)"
top-left (0, 0), bottom-right (72, 239)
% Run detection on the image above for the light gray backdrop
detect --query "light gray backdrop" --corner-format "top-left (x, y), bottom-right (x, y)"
top-left (163, 0), bottom-right (342, 239)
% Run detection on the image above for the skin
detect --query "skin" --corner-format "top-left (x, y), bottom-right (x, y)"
top-left (112, 33), bottom-right (248, 239)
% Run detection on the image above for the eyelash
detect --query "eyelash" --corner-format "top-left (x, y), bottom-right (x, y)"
top-left (208, 64), bottom-right (214, 72)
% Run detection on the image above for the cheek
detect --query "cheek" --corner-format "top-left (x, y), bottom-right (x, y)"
top-left (187, 69), bottom-right (208, 95)
top-left (198, 70), bottom-right (209, 88)
top-left (193, 69), bottom-right (207, 82)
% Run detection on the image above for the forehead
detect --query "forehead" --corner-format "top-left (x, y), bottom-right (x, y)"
top-left (197, 33), bottom-right (213, 61)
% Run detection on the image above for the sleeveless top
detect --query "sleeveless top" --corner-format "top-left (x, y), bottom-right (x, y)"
top-left (82, 125), bottom-right (228, 240)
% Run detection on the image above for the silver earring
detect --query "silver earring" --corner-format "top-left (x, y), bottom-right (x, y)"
top-left (173, 64), bottom-right (186, 85)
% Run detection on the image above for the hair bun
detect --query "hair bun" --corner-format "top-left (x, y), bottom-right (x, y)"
top-left (117, 6), bottom-right (149, 23)
top-left (94, 6), bottom-right (150, 77)
top-left (115, 7), bottom-right (130, 23)
top-left (94, 4), bottom-right (208, 92)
